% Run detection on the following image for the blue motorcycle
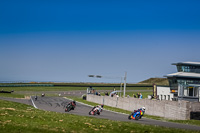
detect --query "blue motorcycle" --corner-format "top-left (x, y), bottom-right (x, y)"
top-left (128, 110), bottom-right (141, 120)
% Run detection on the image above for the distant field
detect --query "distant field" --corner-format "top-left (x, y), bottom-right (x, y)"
top-left (0, 86), bottom-right (152, 92)
top-left (0, 83), bottom-right (153, 100)
top-left (0, 82), bottom-right (153, 87)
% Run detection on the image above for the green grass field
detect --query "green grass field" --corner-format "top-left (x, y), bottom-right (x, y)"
top-left (0, 99), bottom-right (198, 133)
top-left (0, 93), bottom-right (25, 98)
top-left (0, 85), bottom-right (153, 100)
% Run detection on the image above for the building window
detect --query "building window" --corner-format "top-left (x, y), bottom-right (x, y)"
top-left (177, 65), bottom-right (200, 73)
top-left (169, 78), bottom-right (178, 90)
top-left (189, 87), bottom-right (193, 96)
top-left (164, 95), bottom-right (166, 100)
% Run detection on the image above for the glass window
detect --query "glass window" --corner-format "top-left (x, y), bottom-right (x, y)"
top-left (177, 65), bottom-right (200, 73)
top-left (189, 87), bottom-right (193, 96)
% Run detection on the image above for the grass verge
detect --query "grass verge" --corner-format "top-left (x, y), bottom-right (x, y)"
top-left (0, 93), bottom-right (25, 98)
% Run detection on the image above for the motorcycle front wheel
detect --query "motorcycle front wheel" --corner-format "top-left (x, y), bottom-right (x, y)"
top-left (89, 111), bottom-right (92, 115)
top-left (128, 115), bottom-right (132, 120)
top-left (66, 107), bottom-right (70, 112)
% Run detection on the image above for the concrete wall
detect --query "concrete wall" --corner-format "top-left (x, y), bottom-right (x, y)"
top-left (87, 94), bottom-right (200, 120)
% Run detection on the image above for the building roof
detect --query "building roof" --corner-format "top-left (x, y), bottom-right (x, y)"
top-left (172, 62), bottom-right (200, 66)
top-left (164, 72), bottom-right (200, 79)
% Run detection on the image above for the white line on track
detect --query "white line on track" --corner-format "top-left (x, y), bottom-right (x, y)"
top-left (30, 96), bottom-right (38, 109)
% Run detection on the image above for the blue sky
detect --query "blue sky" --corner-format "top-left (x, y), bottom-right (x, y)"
top-left (0, 0), bottom-right (200, 83)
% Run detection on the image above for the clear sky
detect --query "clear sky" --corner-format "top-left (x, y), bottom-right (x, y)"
top-left (0, 0), bottom-right (200, 83)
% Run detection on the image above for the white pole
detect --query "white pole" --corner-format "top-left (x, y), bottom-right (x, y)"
top-left (120, 77), bottom-right (122, 97)
top-left (123, 72), bottom-right (127, 98)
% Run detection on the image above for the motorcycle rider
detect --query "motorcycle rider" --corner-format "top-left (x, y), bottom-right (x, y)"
top-left (132, 107), bottom-right (145, 115)
top-left (41, 93), bottom-right (45, 97)
top-left (141, 107), bottom-right (145, 114)
top-left (129, 107), bottom-right (145, 120)
top-left (66, 101), bottom-right (76, 110)
top-left (93, 104), bottom-right (104, 112)
top-left (34, 95), bottom-right (37, 101)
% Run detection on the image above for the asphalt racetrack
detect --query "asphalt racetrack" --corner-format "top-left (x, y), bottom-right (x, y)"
top-left (32, 96), bottom-right (200, 131)
top-left (1, 96), bottom-right (200, 131)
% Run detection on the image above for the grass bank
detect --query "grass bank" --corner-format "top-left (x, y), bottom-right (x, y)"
top-left (0, 93), bottom-right (25, 98)
top-left (0, 99), bottom-right (197, 133)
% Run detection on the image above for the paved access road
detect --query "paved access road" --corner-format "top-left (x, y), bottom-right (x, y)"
top-left (28, 96), bottom-right (200, 131)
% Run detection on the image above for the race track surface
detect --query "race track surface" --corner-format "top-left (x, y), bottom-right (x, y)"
top-left (30, 96), bottom-right (200, 131)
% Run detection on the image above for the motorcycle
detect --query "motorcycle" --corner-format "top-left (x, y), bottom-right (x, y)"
top-left (128, 110), bottom-right (141, 120)
top-left (34, 96), bottom-right (37, 101)
top-left (41, 93), bottom-right (45, 97)
top-left (65, 104), bottom-right (76, 112)
top-left (89, 107), bottom-right (100, 115)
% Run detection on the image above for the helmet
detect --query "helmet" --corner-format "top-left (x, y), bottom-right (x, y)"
top-left (73, 101), bottom-right (76, 105)
top-left (142, 107), bottom-right (145, 111)
top-left (101, 104), bottom-right (104, 108)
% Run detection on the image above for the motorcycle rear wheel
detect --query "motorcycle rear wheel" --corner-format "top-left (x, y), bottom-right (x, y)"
top-left (93, 111), bottom-right (97, 115)
top-left (135, 115), bottom-right (140, 120)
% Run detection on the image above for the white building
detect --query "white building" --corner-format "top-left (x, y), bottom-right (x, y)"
top-left (157, 62), bottom-right (200, 102)
top-left (157, 86), bottom-right (173, 101)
